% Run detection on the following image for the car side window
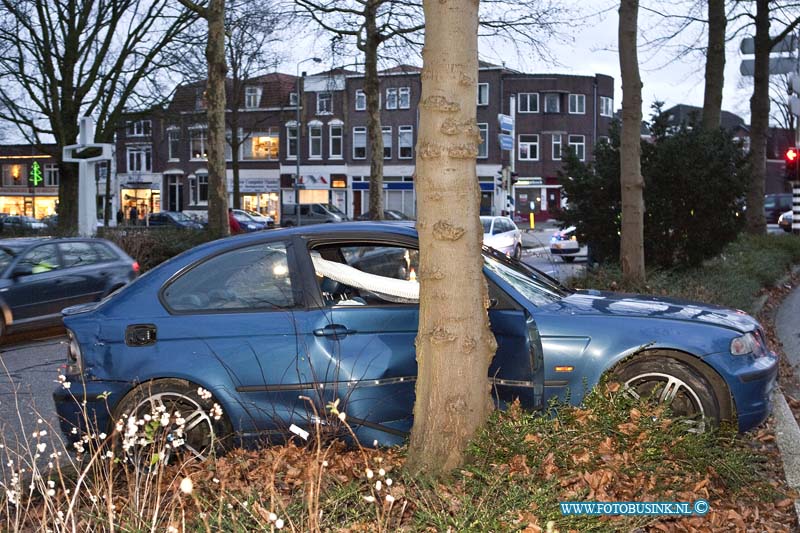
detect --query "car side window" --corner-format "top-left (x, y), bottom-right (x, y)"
top-left (311, 243), bottom-right (419, 306)
top-left (18, 244), bottom-right (61, 275)
top-left (60, 242), bottom-right (100, 268)
top-left (92, 243), bottom-right (117, 262)
top-left (492, 221), bottom-right (503, 234)
top-left (162, 241), bottom-right (295, 312)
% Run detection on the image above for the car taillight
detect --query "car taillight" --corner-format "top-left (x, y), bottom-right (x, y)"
top-left (132, 261), bottom-right (140, 273)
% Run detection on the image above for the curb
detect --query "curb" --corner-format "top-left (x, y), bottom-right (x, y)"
top-left (771, 389), bottom-right (800, 527)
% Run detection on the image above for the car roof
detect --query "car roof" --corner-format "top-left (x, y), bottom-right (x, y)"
top-left (0, 236), bottom-right (116, 253)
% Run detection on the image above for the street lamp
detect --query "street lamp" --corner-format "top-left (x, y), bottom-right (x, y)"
top-left (295, 57), bottom-right (322, 226)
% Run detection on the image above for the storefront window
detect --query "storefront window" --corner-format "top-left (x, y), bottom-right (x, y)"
top-left (2, 164), bottom-right (27, 187)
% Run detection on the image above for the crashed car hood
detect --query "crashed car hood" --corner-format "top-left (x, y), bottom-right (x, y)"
top-left (558, 289), bottom-right (759, 333)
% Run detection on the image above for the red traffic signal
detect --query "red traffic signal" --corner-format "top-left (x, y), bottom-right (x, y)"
top-left (785, 147), bottom-right (799, 181)
top-left (786, 147), bottom-right (798, 162)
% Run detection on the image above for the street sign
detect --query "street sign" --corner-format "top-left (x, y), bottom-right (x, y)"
top-left (740, 35), bottom-right (797, 55)
top-left (498, 133), bottom-right (514, 151)
top-left (740, 57), bottom-right (797, 76)
top-left (498, 113), bottom-right (514, 133)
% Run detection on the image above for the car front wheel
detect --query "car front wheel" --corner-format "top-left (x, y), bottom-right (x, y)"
top-left (112, 379), bottom-right (231, 462)
top-left (612, 356), bottom-right (720, 432)
top-left (513, 244), bottom-right (522, 260)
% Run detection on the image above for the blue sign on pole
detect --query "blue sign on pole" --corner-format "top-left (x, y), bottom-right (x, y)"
top-left (498, 133), bottom-right (514, 151)
top-left (498, 113), bottom-right (514, 133)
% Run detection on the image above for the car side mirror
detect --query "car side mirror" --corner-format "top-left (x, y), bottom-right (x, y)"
top-left (11, 265), bottom-right (32, 278)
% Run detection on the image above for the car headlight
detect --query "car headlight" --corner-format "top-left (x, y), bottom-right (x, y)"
top-left (730, 332), bottom-right (762, 356)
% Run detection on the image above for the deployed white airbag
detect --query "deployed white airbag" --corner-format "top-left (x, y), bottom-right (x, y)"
top-left (310, 252), bottom-right (419, 303)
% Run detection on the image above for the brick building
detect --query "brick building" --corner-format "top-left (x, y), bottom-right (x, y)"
top-left (0, 144), bottom-right (60, 218)
top-left (115, 65), bottom-right (615, 223)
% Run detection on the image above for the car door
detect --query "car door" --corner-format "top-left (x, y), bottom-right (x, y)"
top-left (2, 243), bottom-right (68, 325)
top-left (157, 238), bottom-right (318, 441)
top-left (299, 236), bottom-right (545, 446)
top-left (57, 241), bottom-right (107, 307)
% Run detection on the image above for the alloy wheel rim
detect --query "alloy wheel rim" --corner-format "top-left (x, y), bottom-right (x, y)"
top-left (623, 372), bottom-right (706, 433)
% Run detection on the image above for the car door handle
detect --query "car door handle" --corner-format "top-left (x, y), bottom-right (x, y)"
top-left (313, 324), bottom-right (356, 339)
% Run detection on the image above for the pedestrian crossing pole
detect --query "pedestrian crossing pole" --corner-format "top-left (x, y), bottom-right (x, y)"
top-left (794, 182), bottom-right (800, 232)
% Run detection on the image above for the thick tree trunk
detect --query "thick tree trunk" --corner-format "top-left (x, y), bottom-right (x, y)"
top-left (364, 0), bottom-right (384, 220)
top-left (406, 0), bottom-right (496, 476)
top-left (746, 0), bottom-right (770, 235)
top-left (206, 0), bottom-right (230, 237)
top-left (702, 0), bottom-right (726, 130)
top-left (57, 162), bottom-right (79, 232)
top-left (618, 0), bottom-right (645, 283)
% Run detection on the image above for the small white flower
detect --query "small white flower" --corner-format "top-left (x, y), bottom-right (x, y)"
top-left (197, 387), bottom-right (213, 400)
top-left (386, 478), bottom-right (393, 486)
top-left (167, 526), bottom-right (178, 533)
top-left (321, 460), bottom-right (329, 467)
top-left (160, 413), bottom-right (170, 426)
top-left (62, 381), bottom-right (71, 389)
top-left (40, 430), bottom-right (47, 437)
top-left (385, 494), bottom-right (395, 503)
top-left (275, 518), bottom-right (284, 529)
top-left (46, 489), bottom-right (55, 497)
top-left (379, 468), bottom-right (385, 476)
top-left (70, 427), bottom-right (77, 434)
top-left (179, 477), bottom-right (193, 495)
top-left (143, 414), bottom-right (151, 422)
top-left (363, 495), bottom-right (376, 503)
top-left (365, 468), bottom-right (374, 479)
top-left (37, 443), bottom-right (46, 453)
top-left (269, 512), bottom-right (277, 521)
top-left (375, 480), bottom-right (382, 491)
top-left (212, 477), bottom-right (220, 484)
top-left (338, 412), bottom-right (346, 422)
top-left (47, 480), bottom-right (55, 488)
top-left (98, 432), bottom-right (105, 439)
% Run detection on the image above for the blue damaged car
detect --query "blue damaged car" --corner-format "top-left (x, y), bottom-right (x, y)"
top-left (53, 223), bottom-right (777, 457)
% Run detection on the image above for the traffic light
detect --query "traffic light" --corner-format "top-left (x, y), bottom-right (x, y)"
top-left (496, 169), bottom-right (505, 190)
top-left (509, 171), bottom-right (519, 187)
top-left (785, 147), bottom-right (798, 181)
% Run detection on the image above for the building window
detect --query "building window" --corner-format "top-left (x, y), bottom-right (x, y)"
top-left (518, 134), bottom-right (539, 161)
top-left (518, 93), bottom-right (539, 113)
top-left (245, 86), bottom-right (262, 108)
top-left (398, 87), bottom-right (411, 109)
top-left (399, 125), bottom-right (413, 159)
top-left (568, 134), bottom-right (585, 161)
top-left (353, 127), bottom-right (367, 159)
top-left (287, 125), bottom-right (297, 159)
top-left (126, 120), bottom-right (151, 137)
top-left (568, 94), bottom-right (585, 114)
top-left (168, 129), bottom-right (180, 160)
top-left (127, 146), bottom-right (152, 173)
top-left (289, 92), bottom-right (298, 106)
top-left (2, 164), bottom-right (27, 187)
top-left (598, 135), bottom-right (610, 145)
top-left (317, 93), bottom-right (332, 114)
top-left (552, 134), bottom-right (562, 161)
top-left (44, 163), bottom-right (59, 186)
top-left (477, 123), bottom-right (488, 159)
top-left (477, 83), bottom-right (489, 106)
top-left (247, 128), bottom-right (280, 160)
top-left (195, 89), bottom-right (207, 110)
top-left (190, 129), bottom-right (207, 159)
top-left (600, 96), bottom-right (614, 117)
top-left (196, 174), bottom-right (208, 204)
top-left (308, 125), bottom-right (323, 158)
top-left (355, 89), bottom-right (366, 111)
top-left (386, 88), bottom-right (398, 110)
top-left (383, 126), bottom-right (392, 159)
top-left (330, 124), bottom-right (343, 159)
top-left (544, 94), bottom-right (560, 113)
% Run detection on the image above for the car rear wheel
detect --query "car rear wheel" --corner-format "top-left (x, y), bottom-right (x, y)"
top-left (613, 357), bottom-right (720, 432)
top-left (112, 379), bottom-right (231, 463)
top-left (513, 244), bottom-right (522, 260)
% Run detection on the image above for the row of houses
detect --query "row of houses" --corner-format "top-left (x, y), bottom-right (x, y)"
top-left (0, 64), bottom-right (791, 223)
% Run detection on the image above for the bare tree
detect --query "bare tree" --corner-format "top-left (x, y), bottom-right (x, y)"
top-left (177, 0), bottom-right (230, 237)
top-left (293, 0), bottom-right (425, 220)
top-left (406, 0), bottom-right (494, 476)
top-left (0, 0), bottom-right (196, 231)
top-left (769, 73), bottom-right (795, 134)
top-left (619, 0), bottom-right (646, 283)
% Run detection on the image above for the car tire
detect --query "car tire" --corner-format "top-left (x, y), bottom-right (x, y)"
top-left (563, 256), bottom-right (575, 263)
top-left (513, 244), bottom-right (522, 260)
top-left (612, 356), bottom-right (720, 431)
top-left (112, 378), bottom-right (232, 462)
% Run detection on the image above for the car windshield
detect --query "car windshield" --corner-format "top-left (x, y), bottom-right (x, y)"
top-left (20, 216), bottom-right (37, 223)
top-left (169, 212), bottom-right (192, 222)
top-left (319, 203), bottom-right (344, 215)
top-left (480, 218), bottom-right (492, 233)
top-left (0, 247), bottom-right (15, 272)
top-left (482, 247), bottom-right (571, 306)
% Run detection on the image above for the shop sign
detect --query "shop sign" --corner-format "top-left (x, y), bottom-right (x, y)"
top-left (241, 177), bottom-right (280, 193)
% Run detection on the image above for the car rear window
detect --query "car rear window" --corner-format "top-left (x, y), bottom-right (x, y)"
top-left (60, 242), bottom-right (101, 267)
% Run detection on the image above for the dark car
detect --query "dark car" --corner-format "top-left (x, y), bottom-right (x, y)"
top-left (764, 193), bottom-right (792, 224)
top-left (146, 211), bottom-right (204, 230)
top-left (3, 215), bottom-right (47, 231)
top-left (54, 223), bottom-right (777, 456)
top-left (0, 237), bottom-right (138, 339)
top-left (356, 210), bottom-right (413, 221)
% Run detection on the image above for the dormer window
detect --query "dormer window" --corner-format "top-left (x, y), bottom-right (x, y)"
top-left (245, 86), bottom-right (262, 108)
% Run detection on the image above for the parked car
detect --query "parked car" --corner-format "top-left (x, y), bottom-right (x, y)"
top-left (3, 215), bottom-right (47, 231)
top-left (778, 210), bottom-right (793, 232)
top-left (146, 211), bottom-right (204, 230)
top-left (53, 223), bottom-right (777, 456)
top-left (231, 210), bottom-right (267, 232)
top-left (0, 237), bottom-right (137, 339)
top-left (481, 216), bottom-right (522, 259)
top-left (233, 209), bottom-right (274, 227)
top-left (281, 203), bottom-right (348, 226)
top-left (356, 210), bottom-right (413, 221)
top-left (549, 226), bottom-right (581, 262)
top-left (764, 193), bottom-right (792, 224)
